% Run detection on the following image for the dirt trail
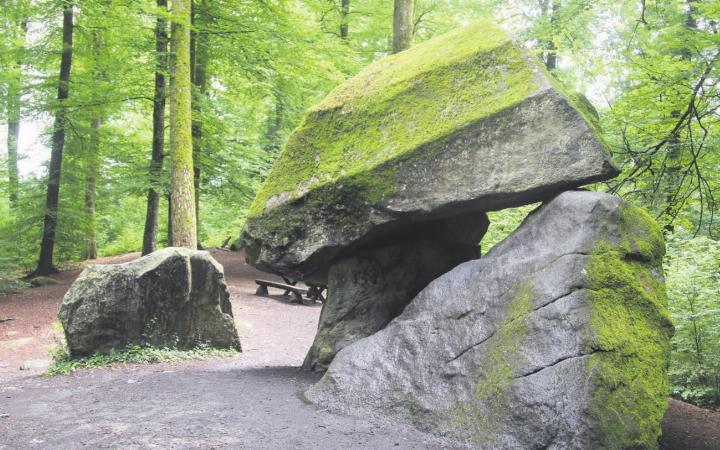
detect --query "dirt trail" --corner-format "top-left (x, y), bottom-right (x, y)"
top-left (0, 250), bottom-right (718, 449)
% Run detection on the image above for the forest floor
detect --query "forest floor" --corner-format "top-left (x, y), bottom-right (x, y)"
top-left (1, 250), bottom-right (719, 449)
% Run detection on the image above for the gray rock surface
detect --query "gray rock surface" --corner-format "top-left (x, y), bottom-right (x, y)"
top-left (240, 21), bottom-right (618, 281)
top-left (59, 247), bottom-right (241, 357)
top-left (306, 191), bottom-right (673, 449)
top-left (303, 212), bottom-right (488, 371)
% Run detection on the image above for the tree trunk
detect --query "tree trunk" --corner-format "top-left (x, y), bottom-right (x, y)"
top-left (167, 193), bottom-right (174, 246)
top-left (191, 0), bottom-right (210, 249)
top-left (82, 26), bottom-right (105, 261)
top-left (340, 0), bottom-right (349, 40)
top-left (6, 19), bottom-right (27, 208)
top-left (540, 0), bottom-right (559, 70)
top-left (83, 117), bottom-right (100, 260)
top-left (169, 0), bottom-right (197, 249)
top-left (142, 0), bottom-right (169, 256)
top-left (32, 3), bottom-right (74, 276)
top-left (263, 92), bottom-right (284, 155)
top-left (392, 0), bottom-right (414, 53)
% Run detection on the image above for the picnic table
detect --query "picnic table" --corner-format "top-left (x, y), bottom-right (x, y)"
top-left (254, 275), bottom-right (326, 306)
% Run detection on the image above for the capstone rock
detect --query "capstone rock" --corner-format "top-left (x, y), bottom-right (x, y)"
top-left (59, 247), bottom-right (241, 357)
top-left (306, 191), bottom-right (673, 449)
top-left (240, 20), bottom-right (619, 281)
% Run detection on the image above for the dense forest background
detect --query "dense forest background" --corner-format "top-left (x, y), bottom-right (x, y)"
top-left (1, 0), bottom-right (718, 408)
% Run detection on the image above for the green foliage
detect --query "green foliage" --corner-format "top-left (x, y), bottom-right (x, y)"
top-left (47, 342), bottom-right (238, 375)
top-left (666, 230), bottom-right (720, 409)
top-left (482, 204), bottom-right (539, 252)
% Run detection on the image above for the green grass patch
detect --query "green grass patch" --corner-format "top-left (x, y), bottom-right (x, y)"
top-left (47, 343), bottom-right (239, 375)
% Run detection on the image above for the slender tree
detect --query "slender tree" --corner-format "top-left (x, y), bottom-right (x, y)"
top-left (542, 0), bottom-right (560, 70)
top-left (83, 116), bottom-right (100, 259)
top-left (83, 27), bottom-right (104, 260)
top-left (392, 0), bottom-right (414, 53)
top-left (169, 0), bottom-right (197, 249)
top-left (6, 18), bottom-right (27, 208)
top-left (32, 2), bottom-right (74, 276)
top-left (191, 0), bottom-right (209, 249)
top-left (142, 0), bottom-right (169, 255)
top-left (340, 0), bottom-right (349, 40)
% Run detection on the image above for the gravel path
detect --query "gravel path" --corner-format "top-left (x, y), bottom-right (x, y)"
top-left (0, 250), bottom-right (718, 449)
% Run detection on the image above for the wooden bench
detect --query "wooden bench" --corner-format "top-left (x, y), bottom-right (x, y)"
top-left (255, 279), bottom-right (314, 305)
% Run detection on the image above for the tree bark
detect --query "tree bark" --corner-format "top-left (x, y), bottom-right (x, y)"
top-left (82, 27), bottom-right (104, 261)
top-left (6, 19), bottom-right (26, 208)
top-left (167, 193), bottom-right (174, 246)
top-left (263, 92), bottom-right (283, 155)
top-left (169, 0), bottom-right (197, 249)
top-left (392, 0), bottom-right (414, 53)
top-left (83, 117), bottom-right (100, 260)
top-left (191, 0), bottom-right (209, 249)
top-left (142, 0), bottom-right (169, 256)
top-left (32, 2), bottom-right (73, 276)
top-left (541, 0), bottom-right (559, 70)
top-left (340, 0), bottom-right (349, 40)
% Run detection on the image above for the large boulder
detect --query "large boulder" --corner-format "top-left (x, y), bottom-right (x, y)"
top-left (306, 191), bottom-right (673, 449)
top-left (240, 20), bottom-right (619, 281)
top-left (303, 211), bottom-right (488, 371)
top-left (59, 248), bottom-right (241, 357)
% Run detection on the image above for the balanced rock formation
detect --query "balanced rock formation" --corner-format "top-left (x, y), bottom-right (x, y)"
top-left (59, 248), bottom-right (241, 357)
top-left (303, 210), bottom-right (487, 371)
top-left (240, 20), bottom-right (618, 282)
top-left (306, 191), bottom-right (673, 449)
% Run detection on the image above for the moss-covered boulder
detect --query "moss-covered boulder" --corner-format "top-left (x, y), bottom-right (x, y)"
top-left (306, 191), bottom-right (673, 449)
top-left (240, 20), bottom-right (618, 280)
top-left (59, 248), bottom-right (241, 357)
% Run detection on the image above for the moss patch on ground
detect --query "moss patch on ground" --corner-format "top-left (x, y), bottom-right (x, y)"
top-left (47, 343), bottom-right (238, 375)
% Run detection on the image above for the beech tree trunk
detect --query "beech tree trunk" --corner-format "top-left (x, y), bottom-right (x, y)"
top-left (392, 0), bottom-right (414, 53)
top-left (83, 117), bottom-right (100, 260)
top-left (83, 27), bottom-right (104, 261)
top-left (33, 2), bottom-right (74, 276)
top-left (543, 0), bottom-right (559, 70)
top-left (340, 0), bottom-right (349, 40)
top-left (142, 0), bottom-right (169, 256)
top-left (6, 19), bottom-right (27, 208)
top-left (169, 0), bottom-right (197, 249)
top-left (167, 194), bottom-right (174, 246)
top-left (191, 0), bottom-right (209, 249)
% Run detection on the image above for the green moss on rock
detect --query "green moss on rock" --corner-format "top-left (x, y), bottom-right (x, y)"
top-left (455, 283), bottom-right (533, 444)
top-left (249, 20), bottom-right (540, 217)
top-left (585, 205), bottom-right (673, 449)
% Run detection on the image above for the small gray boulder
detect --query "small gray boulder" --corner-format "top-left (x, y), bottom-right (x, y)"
top-left (59, 247), bottom-right (241, 357)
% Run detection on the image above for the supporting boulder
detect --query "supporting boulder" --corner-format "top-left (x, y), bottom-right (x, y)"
top-left (240, 20), bottom-right (618, 282)
top-left (303, 212), bottom-right (488, 371)
top-left (59, 247), bottom-right (241, 357)
top-left (306, 191), bottom-right (673, 449)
